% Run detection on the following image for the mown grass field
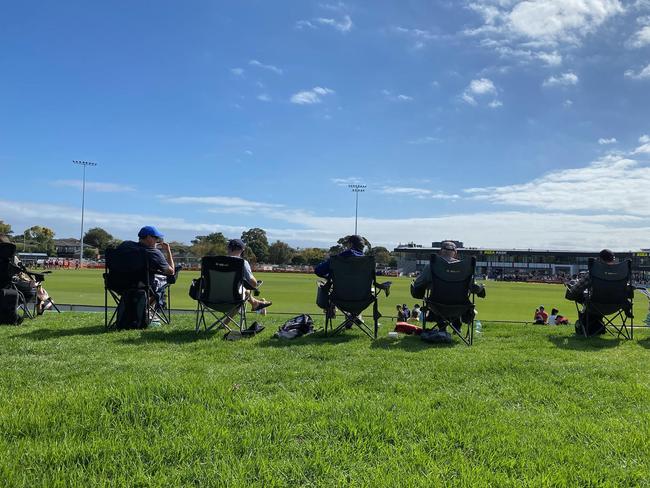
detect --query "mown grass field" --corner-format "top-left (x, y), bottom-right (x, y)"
top-left (1, 312), bottom-right (650, 486)
top-left (39, 269), bottom-right (650, 323)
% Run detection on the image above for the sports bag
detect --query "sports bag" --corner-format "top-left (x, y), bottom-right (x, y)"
top-left (274, 314), bottom-right (314, 339)
top-left (0, 288), bottom-right (23, 325)
top-left (115, 289), bottom-right (148, 329)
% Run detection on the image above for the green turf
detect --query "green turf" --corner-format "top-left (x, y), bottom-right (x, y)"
top-left (42, 269), bottom-right (650, 323)
top-left (1, 313), bottom-right (649, 486)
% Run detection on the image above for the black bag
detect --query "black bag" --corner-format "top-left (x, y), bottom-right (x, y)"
top-left (0, 288), bottom-right (23, 325)
top-left (275, 314), bottom-right (314, 339)
top-left (189, 278), bottom-right (200, 301)
top-left (316, 281), bottom-right (330, 309)
top-left (115, 289), bottom-right (148, 329)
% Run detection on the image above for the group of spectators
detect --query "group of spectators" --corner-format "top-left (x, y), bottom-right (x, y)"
top-left (533, 306), bottom-right (569, 325)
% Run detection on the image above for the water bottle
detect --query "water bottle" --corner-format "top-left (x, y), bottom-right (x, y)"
top-left (475, 320), bottom-right (482, 334)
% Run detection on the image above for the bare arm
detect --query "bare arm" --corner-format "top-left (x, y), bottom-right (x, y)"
top-left (160, 242), bottom-right (175, 275)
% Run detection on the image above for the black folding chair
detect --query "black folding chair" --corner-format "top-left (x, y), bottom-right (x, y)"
top-left (193, 255), bottom-right (260, 334)
top-left (415, 255), bottom-right (479, 346)
top-left (574, 258), bottom-right (634, 339)
top-left (323, 255), bottom-right (391, 339)
top-left (0, 242), bottom-right (30, 323)
top-left (104, 246), bottom-right (171, 330)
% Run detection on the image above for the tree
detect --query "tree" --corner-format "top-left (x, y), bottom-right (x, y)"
top-left (241, 228), bottom-right (269, 263)
top-left (268, 240), bottom-right (293, 264)
top-left (301, 248), bottom-right (328, 266)
top-left (190, 232), bottom-right (228, 256)
top-left (370, 246), bottom-right (391, 266)
top-left (83, 246), bottom-right (99, 259)
top-left (291, 254), bottom-right (306, 265)
top-left (0, 221), bottom-right (12, 236)
top-left (83, 227), bottom-right (113, 253)
top-left (22, 226), bottom-right (55, 254)
top-left (167, 241), bottom-right (191, 255)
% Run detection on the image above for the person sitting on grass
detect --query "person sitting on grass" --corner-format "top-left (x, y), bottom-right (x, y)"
top-left (410, 304), bottom-right (421, 323)
top-left (534, 306), bottom-right (548, 324)
top-left (548, 308), bottom-right (569, 325)
top-left (226, 239), bottom-right (272, 313)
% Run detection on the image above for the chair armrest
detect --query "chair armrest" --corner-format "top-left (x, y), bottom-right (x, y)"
top-left (376, 281), bottom-right (392, 297)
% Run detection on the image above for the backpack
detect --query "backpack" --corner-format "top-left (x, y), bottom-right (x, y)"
top-left (115, 289), bottom-right (148, 329)
top-left (0, 288), bottom-right (24, 325)
top-left (275, 314), bottom-right (314, 339)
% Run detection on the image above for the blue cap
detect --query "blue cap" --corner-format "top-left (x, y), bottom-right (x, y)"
top-left (138, 226), bottom-right (164, 239)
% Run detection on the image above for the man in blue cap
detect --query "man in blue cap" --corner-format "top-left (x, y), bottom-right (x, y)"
top-left (115, 226), bottom-right (176, 305)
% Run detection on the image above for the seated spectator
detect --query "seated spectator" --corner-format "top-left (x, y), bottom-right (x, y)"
top-left (314, 235), bottom-right (365, 279)
top-left (412, 241), bottom-right (485, 334)
top-left (534, 305), bottom-right (548, 324)
top-left (115, 226), bottom-right (178, 309)
top-left (410, 304), bottom-right (421, 322)
top-left (566, 249), bottom-right (623, 335)
top-left (548, 308), bottom-right (569, 325)
top-left (402, 303), bottom-right (410, 320)
top-left (225, 239), bottom-right (271, 312)
top-left (396, 304), bottom-right (406, 322)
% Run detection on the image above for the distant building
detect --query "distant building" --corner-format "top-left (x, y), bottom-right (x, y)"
top-left (54, 238), bottom-right (81, 258)
top-left (393, 242), bottom-right (650, 279)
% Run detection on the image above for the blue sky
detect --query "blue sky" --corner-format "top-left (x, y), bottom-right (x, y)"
top-left (2, 0), bottom-right (650, 250)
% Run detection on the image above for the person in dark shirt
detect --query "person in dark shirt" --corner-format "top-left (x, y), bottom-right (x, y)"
top-left (115, 226), bottom-right (177, 308)
top-left (314, 235), bottom-right (365, 279)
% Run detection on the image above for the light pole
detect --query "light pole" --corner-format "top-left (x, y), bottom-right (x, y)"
top-left (348, 184), bottom-right (366, 235)
top-left (73, 160), bottom-right (97, 267)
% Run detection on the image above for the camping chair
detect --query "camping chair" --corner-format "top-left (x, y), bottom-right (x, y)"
top-left (417, 255), bottom-right (479, 346)
top-left (104, 246), bottom-right (171, 330)
top-left (0, 242), bottom-right (59, 320)
top-left (574, 258), bottom-right (634, 339)
top-left (323, 255), bottom-right (391, 339)
top-left (193, 255), bottom-right (261, 334)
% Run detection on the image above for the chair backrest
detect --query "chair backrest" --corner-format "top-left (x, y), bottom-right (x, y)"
top-left (329, 254), bottom-right (375, 304)
top-left (0, 242), bottom-right (18, 288)
top-left (426, 254), bottom-right (476, 306)
top-left (199, 255), bottom-right (245, 305)
top-left (587, 258), bottom-right (632, 307)
top-left (105, 245), bottom-right (150, 294)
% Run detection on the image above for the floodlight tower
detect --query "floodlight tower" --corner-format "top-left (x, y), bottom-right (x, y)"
top-left (73, 160), bottom-right (97, 267)
top-left (348, 184), bottom-right (366, 235)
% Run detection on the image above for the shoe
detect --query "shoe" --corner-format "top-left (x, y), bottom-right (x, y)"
top-left (252, 301), bottom-right (272, 312)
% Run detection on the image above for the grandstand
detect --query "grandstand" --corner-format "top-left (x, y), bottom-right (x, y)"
top-left (394, 242), bottom-right (650, 281)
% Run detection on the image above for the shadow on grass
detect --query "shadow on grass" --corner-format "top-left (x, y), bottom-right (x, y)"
top-left (636, 337), bottom-right (650, 349)
top-left (370, 335), bottom-right (457, 352)
top-left (257, 330), bottom-right (358, 348)
top-left (13, 324), bottom-right (106, 341)
top-left (547, 334), bottom-right (622, 351)
top-left (118, 327), bottom-right (217, 345)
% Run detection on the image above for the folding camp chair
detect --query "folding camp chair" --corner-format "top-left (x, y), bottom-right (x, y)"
top-left (104, 246), bottom-right (171, 330)
top-left (323, 255), bottom-right (391, 339)
top-left (193, 255), bottom-right (260, 334)
top-left (573, 258), bottom-right (634, 339)
top-left (0, 242), bottom-right (59, 321)
top-left (416, 255), bottom-right (479, 346)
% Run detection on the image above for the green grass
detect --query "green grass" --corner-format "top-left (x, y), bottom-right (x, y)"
top-left (42, 269), bottom-right (650, 323)
top-left (1, 313), bottom-right (650, 486)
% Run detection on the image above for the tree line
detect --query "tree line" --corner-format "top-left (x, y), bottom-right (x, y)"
top-left (0, 220), bottom-right (397, 266)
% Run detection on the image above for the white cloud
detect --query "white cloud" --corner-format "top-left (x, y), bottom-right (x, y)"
top-left (248, 59), bottom-right (283, 75)
top-left (298, 14), bottom-right (353, 32)
top-left (257, 93), bottom-right (271, 102)
top-left (51, 180), bottom-right (136, 193)
top-left (244, 150), bottom-right (253, 156)
top-left (315, 15), bottom-right (353, 32)
top-left (382, 89), bottom-right (414, 102)
top-left (380, 187), bottom-right (460, 200)
top-left (563, 99), bottom-right (574, 107)
top-left (543, 71), bottom-right (579, 87)
top-left (640, 135), bottom-right (650, 144)
top-left (290, 87), bottom-right (335, 105)
top-left (627, 25), bottom-right (650, 48)
top-left (461, 78), bottom-right (499, 106)
top-left (230, 68), bottom-right (244, 76)
top-left (331, 177), bottom-right (363, 187)
top-left (407, 136), bottom-right (442, 145)
top-left (464, 149), bottom-right (650, 216)
top-left (598, 137), bottom-right (617, 145)
top-left (463, 1), bottom-right (623, 66)
top-left (392, 26), bottom-right (441, 48)
top-left (488, 99), bottom-right (503, 108)
top-left (625, 64), bottom-right (650, 80)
